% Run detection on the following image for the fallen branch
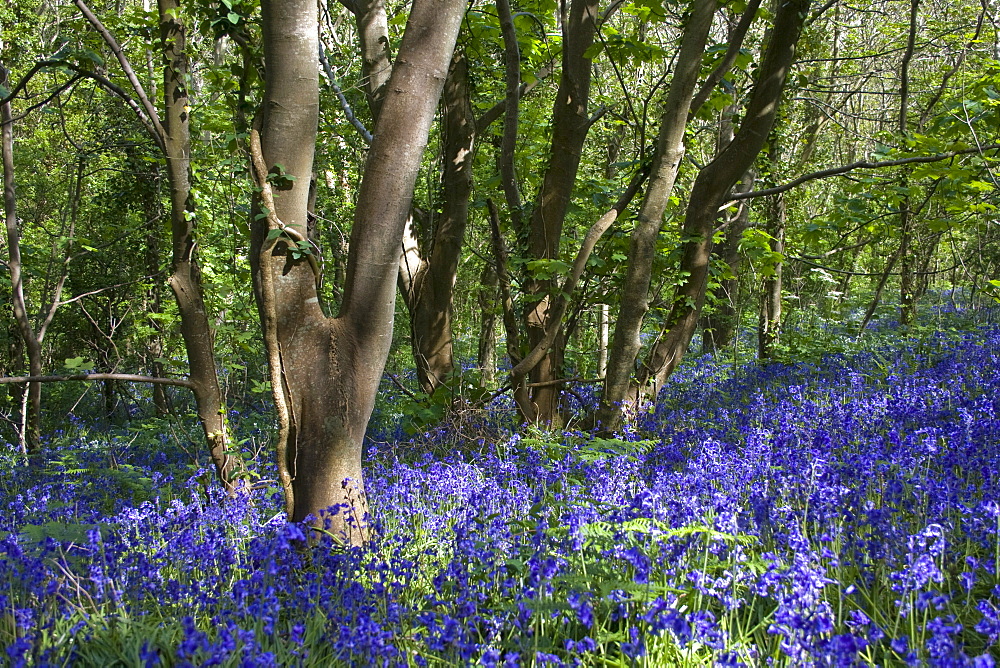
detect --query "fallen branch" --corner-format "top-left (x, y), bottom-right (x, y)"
top-left (0, 374), bottom-right (195, 389)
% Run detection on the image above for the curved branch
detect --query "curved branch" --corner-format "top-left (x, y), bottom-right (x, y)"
top-left (510, 164), bottom-right (649, 378)
top-left (73, 0), bottom-right (165, 146)
top-left (731, 143), bottom-right (1000, 201)
top-left (689, 0), bottom-right (762, 118)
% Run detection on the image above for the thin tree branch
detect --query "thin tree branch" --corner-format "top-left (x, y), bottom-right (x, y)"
top-left (475, 57), bottom-right (558, 130)
top-left (0, 374), bottom-right (195, 388)
top-left (509, 163), bottom-right (650, 379)
top-left (689, 0), bottom-right (762, 118)
top-left (730, 144), bottom-right (1000, 201)
top-left (73, 0), bottom-right (166, 144)
top-left (319, 39), bottom-right (373, 144)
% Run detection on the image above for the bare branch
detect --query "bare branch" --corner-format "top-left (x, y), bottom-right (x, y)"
top-left (318, 39), bottom-right (372, 144)
top-left (73, 0), bottom-right (165, 145)
top-left (0, 374), bottom-right (195, 389)
top-left (731, 144), bottom-right (1000, 202)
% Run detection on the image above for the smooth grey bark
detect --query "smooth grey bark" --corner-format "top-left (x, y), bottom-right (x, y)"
top-left (496, 0), bottom-right (524, 233)
top-left (339, 0), bottom-right (392, 121)
top-left (254, 0), bottom-right (465, 540)
top-left (758, 191), bottom-right (785, 360)
top-left (599, 0), bottom-right (811, 430)
top-left (157, 0), bottom-right (237, 491)
top-left (595, 0), bottom-right (717, 431)
top-left (1, 63), bottom-right (42, 453)
top-left (898, 0), bottom-right (920, 326)
top-left (702, 104), bottom-right (755, 355)
top-left (635, 0), bottom-right (811, 400)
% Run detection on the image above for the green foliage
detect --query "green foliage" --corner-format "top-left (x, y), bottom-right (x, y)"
top-left (398, 372), bottom-right (493, 436)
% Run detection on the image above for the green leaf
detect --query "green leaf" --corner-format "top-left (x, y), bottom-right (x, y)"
top-left (63, 356), bottom-right (90, 370)
top-left (583, 43), bottom-right (604, 60)
top-left (81, 49), bottom-right (105, 67)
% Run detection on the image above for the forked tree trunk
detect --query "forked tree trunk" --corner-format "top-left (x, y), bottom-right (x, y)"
top-left (254, 0), bottom-right (465, 540)
top-left (636, 0), bottom-right (809, 396)
top-left (599, 0), bottom-right (810, 431)
top-left (519, 0), bottom-right (600, 426)
top-left (596, 0), bottom-right (717, 431)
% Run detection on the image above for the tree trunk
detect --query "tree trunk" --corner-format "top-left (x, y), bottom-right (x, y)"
top-left (758, 192), bottom-right (785, 360)
top-left (1, 63), bottom-right (42, 453)
top-left (702, 104), bottom-right (754, 355)
top-left (596, 0), bottom-right (717, 431)
top-left (899, 193), bottom-right (915, 325)
top-left (520, 0), bottom-right (601, 426)
top-left (858, 250), bottom-right (899, 336)
top-left (341, 0), bottom-right (392, 122)
top-left (158, 0), bottom-right (237, 491)
top-left (898, 0), bottom-right (919, 326)
top-left (254, 0), bottom-right (465, 540)
top-left (601, 0), bottom-right (811, 430)
top-left (597, 303), bottom-right (609, 377)
top-left (478, 265), bottom-right (499, 386)
top-left (397, 50), bottom-right (475, 396)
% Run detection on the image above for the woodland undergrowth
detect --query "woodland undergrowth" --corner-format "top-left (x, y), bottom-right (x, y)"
top-left (1, 320), bottom-right (999, 666)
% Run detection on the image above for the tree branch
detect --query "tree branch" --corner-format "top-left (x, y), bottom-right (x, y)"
top-left (319, 39), bottom-right (372, 144)
top-left (74, 0), bottom-right (166, 146)
top-left (730, 144), bottom-right (1000, 201)
top-left (689, 0), bottom-right (762, 118)
top-left (510, 163), bottom-right (649, 379)
top-left (0, 374), bottom-right (195, 389)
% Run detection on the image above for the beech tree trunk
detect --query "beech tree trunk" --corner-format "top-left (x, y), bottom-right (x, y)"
top-left (340, 0), bottom-right (392, 122)
top-left (898, 0), bottom-right (920, 327)
top-left (702, 105), bottom-right (754, 355)
top-left (254, 0), bottom-right (465, 540)
top-left (158, 0), bottom-right (237, 490)
top-left (397, 51), bottom-right (475, 396)
top-left (637, 0), bottom-right (809, 395)
top-left (599, 0), bottom-right (810, 431)
top-left (518, 0), bottom-right (600, 426)
top-left (596, 0), bottom-right (717, 431)
top-left (758, 192), bottom-right (785, 360)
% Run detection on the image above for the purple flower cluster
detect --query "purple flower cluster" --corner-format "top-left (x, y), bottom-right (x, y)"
top-left (1, 325), bottom-right (999, 665)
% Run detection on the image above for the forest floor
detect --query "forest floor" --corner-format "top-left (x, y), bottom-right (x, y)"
top-left (2, 322), bottom-right (999, 666)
